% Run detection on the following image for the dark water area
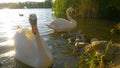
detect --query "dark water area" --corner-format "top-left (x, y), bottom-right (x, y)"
top-left (74, 18), bottom-right (120, 43)
top-left (54, 11), bottom-right (120, 43)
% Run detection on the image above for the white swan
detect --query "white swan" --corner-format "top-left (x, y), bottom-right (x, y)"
top-left (14, 14), bottom-right (53, 68)
top-left (46, 7), bottom-right (77, 32)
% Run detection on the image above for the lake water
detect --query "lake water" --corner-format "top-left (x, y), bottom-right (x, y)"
top-left (0, 8), bottom-right (119, 48)
top-left (75, 18), bottom-right (120, 43)
top-left (0, 8), bottom-right (54, 43)
top-left (0, 8), bottom-right (66, 47)
top-left (0, 8), bottom-right (120, 68)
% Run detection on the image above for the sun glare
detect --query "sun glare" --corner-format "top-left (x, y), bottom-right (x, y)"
top-left (6, 39), bottom-right (14, 46)
top-left (2, 8), bottom-right (10, 10)
top-left (4, 23), bottom-right (15, 39)
top-left (0, 50), bottom-right (15, 58)
top-left (0, 39), bottom-right (14, 46)
top-left (0, 9), bottom-right (16, 46)
top-left (1, 8), bottom-right (11, 11)
top-left (0, 0), bottom-right (45, 3)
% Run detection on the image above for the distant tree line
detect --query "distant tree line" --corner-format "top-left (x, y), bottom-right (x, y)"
top-left (0, 0), bottom-right (52, 9)
top-left (53, 0), bottom-right (120, 21)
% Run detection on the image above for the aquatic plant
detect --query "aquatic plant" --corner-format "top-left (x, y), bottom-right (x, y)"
top-left (110, 23), bottom-right (120, 34)
top-left (63, 39), bottom-right (114, 68)
top-left (85, 40), bottom-right (113, 68)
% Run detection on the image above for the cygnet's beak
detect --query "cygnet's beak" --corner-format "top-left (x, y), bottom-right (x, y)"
top-left (29, 14), bottom-right (37, 34)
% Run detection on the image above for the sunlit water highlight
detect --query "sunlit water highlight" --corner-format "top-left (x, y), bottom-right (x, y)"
top-left (0, 8), bottom-right (54, 43)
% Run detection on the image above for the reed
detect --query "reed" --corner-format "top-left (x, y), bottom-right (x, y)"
top-left (63, 40), bottom-right (113, 68)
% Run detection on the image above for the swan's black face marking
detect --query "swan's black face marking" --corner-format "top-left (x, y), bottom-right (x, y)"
top-left (29, 14), bottom-right (37, 26)
top-left (33, 31), bottom-right (36, 35)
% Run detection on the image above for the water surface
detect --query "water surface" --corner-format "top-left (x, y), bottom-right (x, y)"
top-left (75, 18), bottom-right (120, 43)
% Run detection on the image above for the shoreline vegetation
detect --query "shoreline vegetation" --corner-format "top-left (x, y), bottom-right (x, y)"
top-left (52, 0), bottom-right (120, 22)
top-left (51, 0), bottom-right (120, 67)
top-left (54, 32), bottom-right (120, 68)
top-left (52, 0), bottom-right (120, 43)
top-left (0, 0), bottom-right (52, 9)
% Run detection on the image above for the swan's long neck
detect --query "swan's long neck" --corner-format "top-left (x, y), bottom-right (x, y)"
top-left (66, 8), bottom-right (77, 26)
top-left (66, 11), bottom-right (73, 21)
top-left (29, 14), bottom-right (44, 52)
top-left (29, 14), bottom-right (53, 66)
top-left (32, 26), bottom-right (43, 50)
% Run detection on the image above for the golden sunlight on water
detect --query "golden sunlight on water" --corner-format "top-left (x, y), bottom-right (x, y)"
top-left (0, 51), bottom-right (15, 58)
top-left (0, 14), bottom-right (15, 46)
top-left (6, 39), bottom-right (14, 46)
top-left (0, 39), bottom-right (14, 46)
top-left (0, 25), bottom-right (15, 46)
top-left (2, 8), bottom-right (10, 10)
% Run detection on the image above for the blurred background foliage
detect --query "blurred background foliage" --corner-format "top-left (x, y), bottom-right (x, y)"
top-left (52, 0), bottom-right (120, 21)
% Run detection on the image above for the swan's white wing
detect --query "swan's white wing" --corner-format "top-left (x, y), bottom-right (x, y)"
top-left (14, 28), bottom-right (38, 66)
top-left (40, 38), bottom-right (53, 66)
top-left (48, 18), bottom-right (74, 31)
top-left (14, 28), bottom-right (53, 67)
